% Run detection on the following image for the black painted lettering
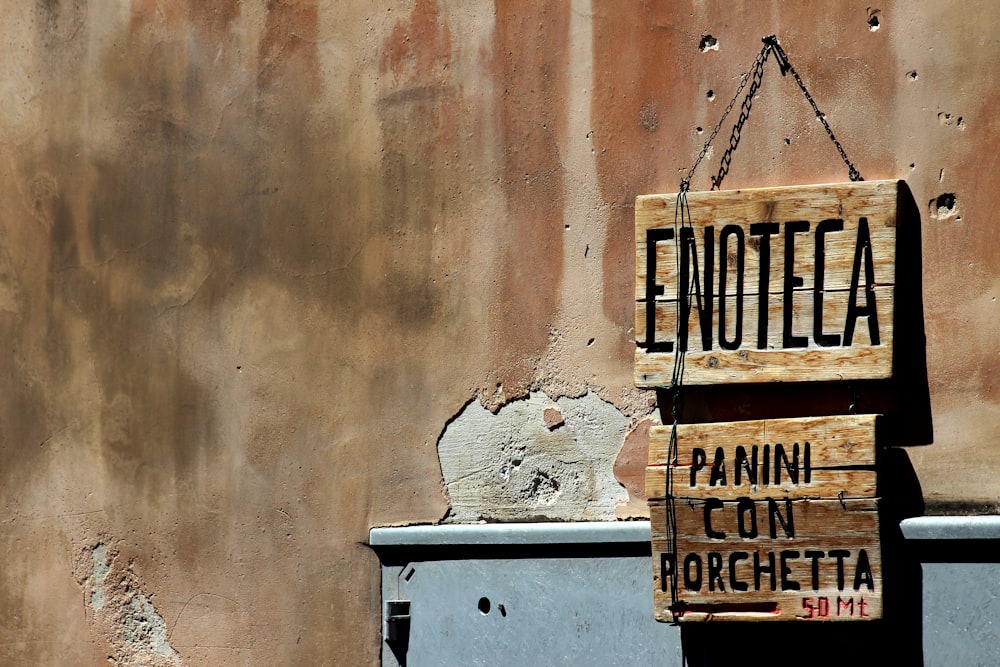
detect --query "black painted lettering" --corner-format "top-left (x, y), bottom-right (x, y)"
top-left (780, 551), bottom-right (801, 590)
top-left (704, 498), bottom-right (726, 539)
top-left (813, 218), bottom-right (844, 346)
top-left (749, 223), bottom-right (780, 349)
top-left (853, 549), bottom-right (875, 591)
top-left (736, 497), bottom-right (758, 538)
top-left (768, 498), bottom-right (795, 538)
top-left (753, 551), bottom-right (776, 591)
top-left (805, 550), bottom-right (824, 591)
top-left (718, 225), bottom-right (745, 350)
top-left (843, 217), bottom-right (881, 346)
top-left (709, 447), bottom-right (727, 487)
top-left (684, 553), bottom-right (702, 592)
top-left (782, 220), bottom-right (810, 348)
top-left (660, 553), bottom-right (674, 592)
top-left (804, 442), bottom-right (811, 484)
top-left (829, 549), bottom-right (850, 591)
top-left (708, 552), bottom-right (726, 592)
top-left (734, 445), bottom-right (758, 486)
top-left (762, 445), bottom-right (770, 486)
top-left (773, 443), bottom-right (799, 485)
top-left (729, 552), bottom-right (749, 592)
top-left (678, 226), bottom-right (714, 351)
top-left (690, 448), bottom-right (707, 487)
top-left (645, 228), bottom-right (675, 352)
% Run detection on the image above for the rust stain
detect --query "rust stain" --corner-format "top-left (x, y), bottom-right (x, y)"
top-left (487, 1), bottom-right (569, 401)
top-left (381, 0), bottom-right (452, 80)
top-left (258, 0), bottom-right (320, 94)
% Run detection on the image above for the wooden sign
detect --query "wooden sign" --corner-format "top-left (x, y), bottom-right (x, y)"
top-left (635, 181), bottom-right (900, 386)
top-left (647, 415), bottom-right (881, 622)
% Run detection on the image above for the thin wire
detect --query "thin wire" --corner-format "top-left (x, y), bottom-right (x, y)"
top-left (663, 33), bottom-right (864, 624)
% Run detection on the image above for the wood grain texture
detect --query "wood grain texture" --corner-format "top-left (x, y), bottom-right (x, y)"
top-left (646, 415), bottom-right (878, 500)
top-left (650, 498), bottom-right (881, 622)
top-left (647, 416), bottom-right (881, 622)
top-left (634, 180), bottom-right (899, 386)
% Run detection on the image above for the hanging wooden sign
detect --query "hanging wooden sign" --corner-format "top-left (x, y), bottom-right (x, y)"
top-left (635, 180), bottom-right (900, 386)
top-left (647, 414), bottom-right (881, 622)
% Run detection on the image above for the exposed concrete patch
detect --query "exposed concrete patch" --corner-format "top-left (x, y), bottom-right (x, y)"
top-left (90, 543), bottom-right (109, 611)
top-left (438, 390), bottom-right (630, 522)
top-left (75, 543), bottom-right (181, 666)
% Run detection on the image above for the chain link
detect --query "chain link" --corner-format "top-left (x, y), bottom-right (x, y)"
top-left (682, 35), bottom-right (863, 191)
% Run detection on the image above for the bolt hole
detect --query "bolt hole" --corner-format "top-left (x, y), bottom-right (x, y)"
top-left (498, 603), bottom-right (507, 617)
top-left (706, 89), bottom-right (715, 100)
top-left (478, 597), bottom-right (491, 615)
top-left (784, 137), bottom-right (791, 145)
top-left (867, 10), bottom-right (880, 31)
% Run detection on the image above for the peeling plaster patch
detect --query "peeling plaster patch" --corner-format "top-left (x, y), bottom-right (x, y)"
top-left (91, 543), bottom-right (109, 611)
top-left (76, 543), bottom-right (181, 666)
top-left (438, 391), bottom-right (630, 522)
top-left (122, 592), bottom-right (178, 663)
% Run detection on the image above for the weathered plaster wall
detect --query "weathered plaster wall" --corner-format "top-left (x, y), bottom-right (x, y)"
top-left (1, 1), bottom-right (999, 664)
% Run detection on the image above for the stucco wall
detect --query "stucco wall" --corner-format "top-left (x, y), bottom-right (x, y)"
top-left (1, 1), bottom-right (998, 664)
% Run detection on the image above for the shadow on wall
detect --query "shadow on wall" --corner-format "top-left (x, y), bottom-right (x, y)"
top-left (660, 182), bottom-right (930, 664)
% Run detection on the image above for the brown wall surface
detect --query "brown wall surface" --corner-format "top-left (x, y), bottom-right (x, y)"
top-left (1, 1), bottom-right (998, 664)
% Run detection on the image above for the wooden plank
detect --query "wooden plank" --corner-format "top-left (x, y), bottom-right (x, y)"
top-left (646, 415), bottom-right (877, 500)
top-left (649, 498), bottom-right (881, 622)
top-left (634, 287), bottom-right (894, 352)
top-left (646, 467), bottom-right (875, 501)
top-left (635, 343), bottom-right (894, 386)
top-left (633, 180), bottom-right (899, 386)
top-left (648, 415), bottom-right (878, 467)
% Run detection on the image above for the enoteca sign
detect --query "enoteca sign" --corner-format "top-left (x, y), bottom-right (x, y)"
top-left (635, 180), bottom-right (899, 386)
top-left (636, 181), bottom-right (901, 622)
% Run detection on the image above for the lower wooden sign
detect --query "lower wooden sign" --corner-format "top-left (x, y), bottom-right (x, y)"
top-left (648, 415), bottom-right (881, 622)
top-left (650, 498), bottom-right (881, 621)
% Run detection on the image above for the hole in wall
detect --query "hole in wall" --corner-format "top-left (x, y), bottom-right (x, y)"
top-left (907, 70), bottom-right (918, 81)
top-left (707, 89), bottom-right (715, 101)
top-left (929, 193), bottom-right (958, 220)
top-left (699, 35), bottom-right (718, 52)
top-left (867, 8), bottom-right (881, 31)
top-left (478, 597), bottom-right (491, 615)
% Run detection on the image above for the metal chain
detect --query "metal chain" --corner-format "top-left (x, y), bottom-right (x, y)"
top-left (664, 35), bottom-right (863, 622)
top-left (682, 35), bottom-right (863, 191)
top-left (682, 43), bottom-right (771, 190)
top-left (767, 37), bottom-right (863, 182)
